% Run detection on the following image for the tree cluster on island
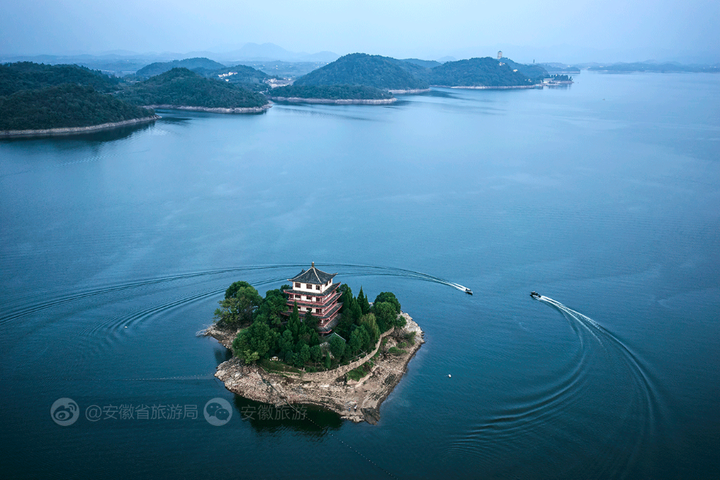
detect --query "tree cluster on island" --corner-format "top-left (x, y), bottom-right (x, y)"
top-left (293, 53), bottom-right (430, 91)
top-left (132, 58), bottom-right (273, 93)
top-left (0, 62), bottom-right (120, 96)
top-left (1, 61), bottom-right (271, 131)
top-left (214, 281), bottom-right (406, 371)
top-left (0, 83), bottom-right (154, 131)
top-left (283, 53), bottom-right (549, 99)
top-left (116, 68), bottom-right (268, 109)
top-left (268, 84), bottom-right (394, 101)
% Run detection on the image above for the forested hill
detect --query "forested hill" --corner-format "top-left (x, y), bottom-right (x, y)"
top-left (0, 84), bottom-right (153, 131)
top-left (429, 57), bottom-right (536, 87)
top-left (294, 53), bottom-right (429, 90)
top-left (500, 59), bottom-right (549, 83)
top-left (0, 62), bottom-right (120, 96)
top-left (135, 58), bottom-right (226, 78)
top-left (206, 65), bottom-right (271, 91)
top-left (117, 68), bottom-right (268, 108)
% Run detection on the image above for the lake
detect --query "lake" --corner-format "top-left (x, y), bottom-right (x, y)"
top-left (1, 72), bottom-right (719, 478)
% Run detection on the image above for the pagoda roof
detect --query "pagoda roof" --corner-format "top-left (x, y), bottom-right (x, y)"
top-left (289, 262), bottom-right (337, 285)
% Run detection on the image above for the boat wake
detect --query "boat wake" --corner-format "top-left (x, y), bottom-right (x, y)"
top-left (447, 294), bottom-right (662, 478)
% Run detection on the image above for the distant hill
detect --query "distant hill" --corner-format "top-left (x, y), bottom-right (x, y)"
top-left (429, 57), bottom-right (536, 87)
top-left (268, 85), bottom-right (393, 100)
top-left (135, 58), bottom-right (226, 78)
top-left (402, 58), bottom-right (441, 69)
top-left (538, 63), bottom-right (581, 74)
top-left (117, 68), bottom-right (268, 109)
top-left (390, 59), bottom-right (433, 84)
top-left (0, 84), bottom-right (153, 131)
top-left (232, 61), bottom-right (330, 79)
top-left (588, 62), bottom-right (720, 73)
top-left (0, 62), bottom-right (119, 96)
top-left (293, 53), bottom-right (429, 90)
top-left (206, 64), bottom-right (271, 91)
top-left (500, 59), bottom-right (548, 83)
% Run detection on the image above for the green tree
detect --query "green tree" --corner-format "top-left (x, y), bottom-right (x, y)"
top-left (300, 344), bottom-right (311, 365)
top-left (357, 287), bottom-right (371, 315)
top-left (373, 301), bottom-right (397, 332)
top-left (214, 282), bottom-right (262, 327)
top-left (373, 292), bottom-right (401, 315)
top-left (255, 288), bottom-right (287, 327)
top-left (287, 303), bottom-right (301, 338)
top-left (329, 335), bottom-right (345, 359)
top-left (324, 354), bottom-right (332, 369)
top-left (225, 281), bottom-right (254, 299)
top-left (310, 345), bottom-right (322, 363)
top-left (339, 284), bottom-right (353, 313)
top-left (360, 313), bottom-right (380, 344)
top-left (232, 319), bottom-right (276, 362)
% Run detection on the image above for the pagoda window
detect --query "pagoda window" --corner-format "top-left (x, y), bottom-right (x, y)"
top-left (316, 285), bottom-right (320, 290)
top-left (295, 283), bottom-right (300, 288)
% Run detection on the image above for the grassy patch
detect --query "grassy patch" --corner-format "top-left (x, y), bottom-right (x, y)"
top-left (346, 360), bottom-right (374, 381)
top-left (258, 358), bottom-right (302, 374)
top-left (387, 346), bottom-right (407, 356)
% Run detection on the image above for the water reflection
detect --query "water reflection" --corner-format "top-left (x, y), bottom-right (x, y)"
top-left (232, 395), bottom-right (342, 436)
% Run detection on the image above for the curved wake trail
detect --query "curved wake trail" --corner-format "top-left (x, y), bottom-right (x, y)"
top-left (534, 295), bottom-right (660, 477)
top-left (1, 263), bottom-right (471, 326)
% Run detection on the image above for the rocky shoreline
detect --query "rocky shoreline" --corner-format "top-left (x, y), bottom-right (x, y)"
top-left (388, 88), bottom-right (431, 94)
top-left (444, 84), bottom-right (541, 90)
top-left (205, 313), bottom-right (424, 424)
top-left (146, 104), bottom-right (271, 113)
top-left (268, 97), bottom-right (397, 105)
top-left (0, 115), bottom-right (160, 138)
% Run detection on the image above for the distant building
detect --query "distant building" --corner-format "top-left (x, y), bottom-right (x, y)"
top-left (497, 51), bottom-right (503, 60)
top-left (284, 262), bottom-right (343, 334)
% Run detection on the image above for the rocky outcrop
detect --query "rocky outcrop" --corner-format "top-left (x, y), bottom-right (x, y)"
top-left (145, 104), bottom-right (271, 113)
top-left (0, 115), bottom-right (160, 138)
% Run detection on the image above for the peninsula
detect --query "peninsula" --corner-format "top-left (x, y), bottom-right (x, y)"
top-left (203, 264), bottom-right (424, 424)
top-left (117, 68), bottom-right (270, 112)
top-left (0, 63), bottom-right (157, 136)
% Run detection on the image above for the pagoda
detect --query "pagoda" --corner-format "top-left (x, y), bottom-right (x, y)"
top-left (284, 262), bottom-right (342, 334)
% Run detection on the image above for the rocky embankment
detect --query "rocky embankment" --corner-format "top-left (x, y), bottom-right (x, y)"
top-left (0, 115), bottom-right (160, 138)
top-left (205, 313), bottom-right (424, 424)
top-left (388, 88), bottom-right (431, 94)
top-left (268, 97), bottom-right (397, 105)
top-left (146, 104), bottom-right (271, 113)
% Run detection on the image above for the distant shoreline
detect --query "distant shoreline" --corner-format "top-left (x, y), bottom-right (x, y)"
top-left (269, 97), bottom-right (397, 105)
top-left (388, 88), bottom-right (431, 94)
top-left (0, 115), bottom-right (160, 138)
top-left (146, 104), bottom-right (271, 113)
top-left (440, 84), bottom-right (542, 90)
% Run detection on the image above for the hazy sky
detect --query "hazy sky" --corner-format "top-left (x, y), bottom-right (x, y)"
top-left (1, 0), bottom-right (719, 62)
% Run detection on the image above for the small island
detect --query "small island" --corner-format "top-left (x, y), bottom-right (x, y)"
top-left (204, 263), bottom-right (424, 424)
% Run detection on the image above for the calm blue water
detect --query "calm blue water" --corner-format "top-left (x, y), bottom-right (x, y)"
top-left (1, 72), bottom-right (719, 478)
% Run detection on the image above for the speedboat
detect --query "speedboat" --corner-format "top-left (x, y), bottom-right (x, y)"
top-left (465, 288), bottom-right (473, 295)
top-left (530, 291), bottom-right (541, 299)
